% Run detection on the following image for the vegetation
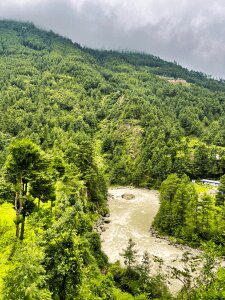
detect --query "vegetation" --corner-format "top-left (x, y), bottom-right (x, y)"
top-left (153, 174), bottom-right (225, 250)
top-left (1, 20), bottom-right (225, 298)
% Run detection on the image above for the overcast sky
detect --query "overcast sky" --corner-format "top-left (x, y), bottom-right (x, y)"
top-left (1, 0), bottom-right (225, 78)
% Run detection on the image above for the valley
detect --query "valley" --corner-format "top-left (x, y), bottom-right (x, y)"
top-left (101, 187), bottom-right (201, 293)
top-left (1, 20), bottom-right (225, 299)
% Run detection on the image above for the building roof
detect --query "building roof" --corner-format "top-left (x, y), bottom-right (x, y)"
top-left (201, 179), bottom-right (221, 184)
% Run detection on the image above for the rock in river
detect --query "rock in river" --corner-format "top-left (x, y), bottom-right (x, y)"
top-left (121, 193), bottom-right (135, 200)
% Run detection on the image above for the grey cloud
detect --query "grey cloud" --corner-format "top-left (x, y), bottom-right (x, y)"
top-left (1, 0), bottom-right (225, 77)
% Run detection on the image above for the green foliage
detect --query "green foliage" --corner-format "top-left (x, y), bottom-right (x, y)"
top-left (171, 246), bottom-right (225, 300)
top-left (0, 176), bottom-right (13, 203)
top-left (121, 238), bottom-right (138, 269)
top-left (154, 174), bottom-right (225, 250)
top-left (0, 202), bottom-right (15, 294)
top-left (3, 241), bottom-right (51, 300)
top-left (111, 239), bottom-right (172, 299)
top-left (86, 231), bottom-right (109, 269)
top-left (4, 139), bottom-right (53, 240)
top-left (5, 139), bottom-right (43, 181)
top-left (1, 21), bottom-right (225, 189)
top-left (216, 174), bottom-right (225, 206)
top-left (1, 20), bottom-right (225, 299)
top-left (86, 48), bottom-right (225, 92)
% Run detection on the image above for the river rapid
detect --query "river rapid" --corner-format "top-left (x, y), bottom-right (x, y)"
top-left (101, 187), bottom-right (201, 293)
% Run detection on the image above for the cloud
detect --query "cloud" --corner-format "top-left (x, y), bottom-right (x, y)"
top-left (1, 0), bottom-right (225, 77)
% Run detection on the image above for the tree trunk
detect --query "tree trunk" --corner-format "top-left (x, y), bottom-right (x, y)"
top-left (20, 180), bottom-right (28, 240)
top-left (16, 223), bottom-right (20, 238)
top-left (15, 187), bottom-right (23, 238)
top-left (15, 177), bottom-right (25, 239)
top-left (58, 275), bottom-right (67, 300)
top-left (19, 178), bottom-right (23, 213)
top-left (20, 210), bottom-right (26, 240)
top-left (24, 181), bottom-right (28, 195)
top-left (15, 191), bottom-right (20, 238)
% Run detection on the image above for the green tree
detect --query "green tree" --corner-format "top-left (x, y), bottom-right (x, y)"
top-left (170, 176), bottom-right (190, 236)
top-left (3, 242), bottom-right (51, 300)
top-left (4, 139), bottom-right (46, 239)
top-left (139, 251), bottom-right (151, 283)
top-left (198, 194), bottom-right (214, 239)
top-left (183, 185), bottom-right (199, 242)
top-left (121, 238), bottom-right (137, 269)
top-left (153, 174), bottom-right (180, 234)
top-left (216, 174), bottom-right (225, 206)
top-left (29, 173), bottom-right (55, 210)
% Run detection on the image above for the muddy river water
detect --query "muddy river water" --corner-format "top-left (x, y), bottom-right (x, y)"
top-left (101, 187), bottom-right (201, 293)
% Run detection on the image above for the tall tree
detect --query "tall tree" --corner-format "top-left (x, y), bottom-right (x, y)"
top-left (120, 238), bottom-right (137, 269)
top-left (153, 174), bottom-right (181, 234)
top-left (4, 139), bottom-right (45, 239)
top-left (216, 174), bottom-right (225, 206)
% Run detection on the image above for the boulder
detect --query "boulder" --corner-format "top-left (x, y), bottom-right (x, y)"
top-left (121, 193), bottom-right (135, 200)
top-left (104, 219), bottom-right (110, 224)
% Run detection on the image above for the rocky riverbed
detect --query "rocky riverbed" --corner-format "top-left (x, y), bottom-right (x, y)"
top-left (100, 187), bottom-right (202, 293)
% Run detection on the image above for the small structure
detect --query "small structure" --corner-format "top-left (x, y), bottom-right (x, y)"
top-left (201, 179), bottom-right (221, 187)
top-left (168, 78), bottom-right (188, 85)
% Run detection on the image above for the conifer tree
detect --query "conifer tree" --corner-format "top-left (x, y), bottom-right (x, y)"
top-left (121, 238), bottom-right (137, 269)
top-left (216, 174), bottom-right (225, 206)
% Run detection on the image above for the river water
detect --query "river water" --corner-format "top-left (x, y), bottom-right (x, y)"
top-left (101, 187), bottom-right (201, 292)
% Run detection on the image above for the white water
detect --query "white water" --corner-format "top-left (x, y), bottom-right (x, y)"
top-left (101, 187), bottom-right (201, 292)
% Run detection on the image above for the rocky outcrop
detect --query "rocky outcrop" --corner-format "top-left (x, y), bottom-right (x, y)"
top-left (94, 214), bottom-right (111, 234)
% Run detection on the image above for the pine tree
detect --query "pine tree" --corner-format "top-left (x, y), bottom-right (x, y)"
top-left (121, 238), bottom-right (137, 269)
top-left (4, 139), bottom-right (47, 239)
top-left (216, 174), bottom-right (225, 206)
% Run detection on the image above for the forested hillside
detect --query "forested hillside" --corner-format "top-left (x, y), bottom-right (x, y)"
top-left (1, 20), bottom-right (225, 187)
top-left (1, 20), bottom-right (225, 299)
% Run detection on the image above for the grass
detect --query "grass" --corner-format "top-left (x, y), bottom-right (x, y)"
top-left (0, 202), bottom-right (15, 224)
top-left (0, 202), bottom-right (15, 299)
top-left (194, 183), bottom-right (217, 194)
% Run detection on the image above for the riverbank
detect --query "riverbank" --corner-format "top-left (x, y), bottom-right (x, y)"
top-left (100, 186), bottom-right (202, 293)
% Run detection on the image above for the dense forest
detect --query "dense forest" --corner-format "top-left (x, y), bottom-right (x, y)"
top-left (1, 20), bottom-right (225, 299)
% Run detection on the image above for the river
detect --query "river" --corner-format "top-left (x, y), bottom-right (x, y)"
top-left (101, 187), bottom-right (201, 293)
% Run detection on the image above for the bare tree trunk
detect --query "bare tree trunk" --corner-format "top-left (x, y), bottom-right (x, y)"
top-left (15, 191), bottom-right (20, 238)
top-left (15, 177), bottom-right (23, 238)
top-left (20, 211), bottom-right (25, 240)
top-left (24, 181), bottom-right (28, 195)
top-left (19, 177), bottom-right (23, 213)
top-left (20, 181), bottom-right (27, 240)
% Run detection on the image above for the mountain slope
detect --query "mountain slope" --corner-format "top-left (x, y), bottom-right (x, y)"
top-left (86, 48), bottom-right (225, 92)
top-left (1, 20), bottom-right (225, 187)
